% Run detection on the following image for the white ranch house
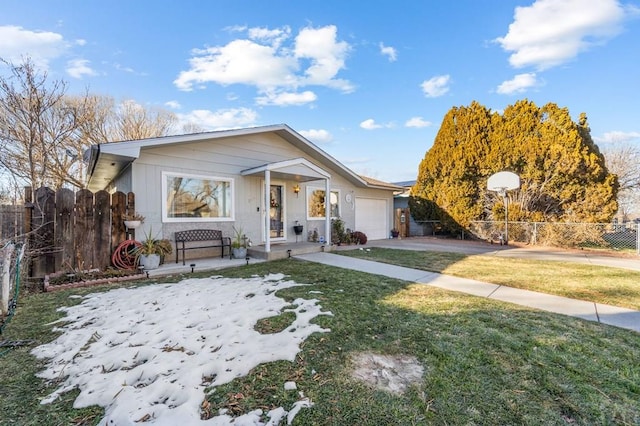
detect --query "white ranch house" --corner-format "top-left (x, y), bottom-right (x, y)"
top-left (85, 124), bottom-right (401, 260)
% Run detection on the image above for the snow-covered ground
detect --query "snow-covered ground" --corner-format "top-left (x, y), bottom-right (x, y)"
top-left (31, 274), bottom-right (333, 425)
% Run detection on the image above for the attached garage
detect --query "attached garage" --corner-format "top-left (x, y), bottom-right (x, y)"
top-left (355, 197), bottom-right (389, 240)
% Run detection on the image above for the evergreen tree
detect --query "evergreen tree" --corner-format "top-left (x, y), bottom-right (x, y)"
top-left (410, 100), bottom-right (618, 230)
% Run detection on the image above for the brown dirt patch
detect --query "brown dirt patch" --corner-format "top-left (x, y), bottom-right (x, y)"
top-left (351, 352), bottom-right (424, 395)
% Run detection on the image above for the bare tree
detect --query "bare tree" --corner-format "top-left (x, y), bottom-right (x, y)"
top-left (0, 57), bottom-right (82, 189)
top-left (602, 142), bottom-right (640, 220)
top-left (113, 99), bottom-right (177, 141)
top-left (0, 58), bottom-right (180, 190)
top-left (73, 95), bottom-right (179, 143)
top-left (181, 121), bottom-right (206, 134)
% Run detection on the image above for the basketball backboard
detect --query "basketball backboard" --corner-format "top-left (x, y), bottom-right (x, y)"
top-left (487, 171), bottom-right (520, 192)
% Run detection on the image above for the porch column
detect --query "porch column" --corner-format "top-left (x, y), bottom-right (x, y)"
top-left (265, 170), bottom-right (271, 253)
top-left (325, 178), bottom-right (331, 246)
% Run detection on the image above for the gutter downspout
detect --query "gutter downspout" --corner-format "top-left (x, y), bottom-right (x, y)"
top-left (265, 170), bottom-right (271, 253)
top-left (325, 177), bottom-right (331, 246)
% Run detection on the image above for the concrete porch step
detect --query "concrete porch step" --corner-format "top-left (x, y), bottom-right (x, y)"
top-left (248, 242), bottom-right (329, 260)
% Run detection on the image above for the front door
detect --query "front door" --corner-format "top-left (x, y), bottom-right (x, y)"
top-left (269, 184), bottom-right (285, 239)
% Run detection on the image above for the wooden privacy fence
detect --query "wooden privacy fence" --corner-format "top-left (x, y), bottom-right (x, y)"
top-left (0, 205), bottom-right (23, 242)
top-left (25, 186), bottom-right (136, 278)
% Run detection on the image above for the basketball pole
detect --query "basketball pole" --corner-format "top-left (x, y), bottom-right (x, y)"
top-left (498, 188), bottom-right (508, 245)
top-left (487, 171), bottom-right (520, 247)
top-left (503, 190), bottom-right (508, 245)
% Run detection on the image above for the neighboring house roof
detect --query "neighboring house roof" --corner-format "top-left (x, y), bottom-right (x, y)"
top-left (85, 124), bottom-right (400, 192)
top-left (392, 180), bottom-right (416, 198)
top-left (392, 180), bottom-right (416, 188)
top-left (361, 175), bottom-right (404, 191)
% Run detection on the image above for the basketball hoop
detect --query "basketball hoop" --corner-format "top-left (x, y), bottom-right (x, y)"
top-left (487, 171), bottom-right (520, 245)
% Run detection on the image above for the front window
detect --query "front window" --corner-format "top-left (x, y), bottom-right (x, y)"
top-left (307, 188), bottom-right (339, 219)
top-left (162, 172), bottom-right (233, 222)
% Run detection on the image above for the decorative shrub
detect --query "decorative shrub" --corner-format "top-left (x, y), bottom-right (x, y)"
top-left (331, 217), bottom-right (348, 244)
top-left (351, 231), bottom-right (367, 245)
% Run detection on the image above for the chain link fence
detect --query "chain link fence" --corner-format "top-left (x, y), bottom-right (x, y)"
top-left (469, 221), bottom-right (639, 254)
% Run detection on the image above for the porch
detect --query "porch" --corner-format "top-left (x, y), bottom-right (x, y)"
top-left (248, 241), bottom-right (331, 260)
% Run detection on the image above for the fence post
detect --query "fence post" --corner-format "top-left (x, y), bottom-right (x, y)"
top-left (1, 243), bottom-right (14, 315)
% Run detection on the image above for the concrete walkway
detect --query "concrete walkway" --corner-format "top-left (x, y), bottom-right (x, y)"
top-left (295, 251), bottom-right (640, 333)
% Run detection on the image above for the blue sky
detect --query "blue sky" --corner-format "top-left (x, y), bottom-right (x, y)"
top-left (1, 0), bottom-right (639, 182)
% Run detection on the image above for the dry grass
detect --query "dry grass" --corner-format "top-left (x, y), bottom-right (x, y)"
top-left (338, 247), bottom-right (640, 310)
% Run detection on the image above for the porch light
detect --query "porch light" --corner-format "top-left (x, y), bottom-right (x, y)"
top-left (293, 184), bottom-right (300, 196)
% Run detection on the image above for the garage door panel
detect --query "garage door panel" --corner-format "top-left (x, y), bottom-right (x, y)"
top-left (355, 198), bottom-right (388, 240)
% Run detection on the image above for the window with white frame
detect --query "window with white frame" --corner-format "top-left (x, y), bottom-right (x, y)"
top-left (162, 172), bottom-right (234, 222)
top-left (307, 187), bottom-right (340, 219)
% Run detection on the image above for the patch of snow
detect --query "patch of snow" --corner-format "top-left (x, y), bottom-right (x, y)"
top-left (283, 381), bottom-right (297, 391)
top-left (31, 275), bottom-right (332, 425)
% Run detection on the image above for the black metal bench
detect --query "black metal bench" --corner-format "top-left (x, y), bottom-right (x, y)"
top-left (174, 229), bottom-right (231, 265)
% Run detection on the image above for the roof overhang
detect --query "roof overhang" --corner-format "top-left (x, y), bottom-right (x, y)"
top-left (241, 158), bottom-right (330, 182)
top-left (85, 145), bottom-right (139, 191)
top-left (84, 124), bottom-right (399, 192)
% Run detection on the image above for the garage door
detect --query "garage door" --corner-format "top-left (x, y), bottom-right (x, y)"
top-left (355, 198), bottom-right (388, 240)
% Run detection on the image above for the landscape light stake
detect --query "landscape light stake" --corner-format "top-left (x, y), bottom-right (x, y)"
top-left (138, 265), bottom-right (148, 278)
top-left (190, 263), bottom-right (196, 273)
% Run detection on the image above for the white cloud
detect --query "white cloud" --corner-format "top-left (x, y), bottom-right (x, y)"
top-left (359, 119), bottom-right (394, 130)
top-left (496, 72), bottom-right (539, 94)
top-left (248, 26), bottom-right (291, 49)
top-left (594, 130), bottom-right (640, 144)
top-left (360, 119), bottom-right (382, 130)
top-left (175, 25), bottom-right (354, 97)
top-left (0, 25), bottom-right (67, 69)
top-left (299, 129), bottom-right (333, 144)
top-left (294, 25), bottom-right (353, 92)
top-left (174, 39), bottom-right (296, 91)
top-left (421, 75), bottom-right (450, 97)
top-left (405, 117), bottom-right (432, 128)
top-left (114, 63), bottom-right (136, 73)
top-left (165, 100), bottom-right (181, 110)
top-left (176, 107), bottom-right (258, 130)
top-left (66, 58), bottom-right (97, 79)
top-left (255, 90), bottom-right (317, 106)
top-left (379, 43), bottom-right (397, 62)
top-left (495, 0), bottom-right (627, 70)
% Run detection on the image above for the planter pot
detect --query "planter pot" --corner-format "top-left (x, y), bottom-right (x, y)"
top-left (293, 225), bottom-right (304, 235)
top-left (124, 220), bottom-right (142, 229)
top-left (139, 254), bottom-right (160, 270)
top-left (232, 247), bottom-right (247, 259)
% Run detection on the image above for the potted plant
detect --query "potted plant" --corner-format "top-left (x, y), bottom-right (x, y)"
top-left (155, 239), bottom-right (173, 264)
top-left (231, 226), bottom-right (247, 259)
top-left (135, 228), bottom-right (171, 270)
top-left (391, 228), bottom-right (400, 238)
top-left (124, 212), bottom-right (145, 229)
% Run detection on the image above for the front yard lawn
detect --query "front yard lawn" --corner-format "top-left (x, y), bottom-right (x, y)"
top-left (0, 259), bottom-right (638, 425)
top-left (338, 247), bottom-right (640, 310)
